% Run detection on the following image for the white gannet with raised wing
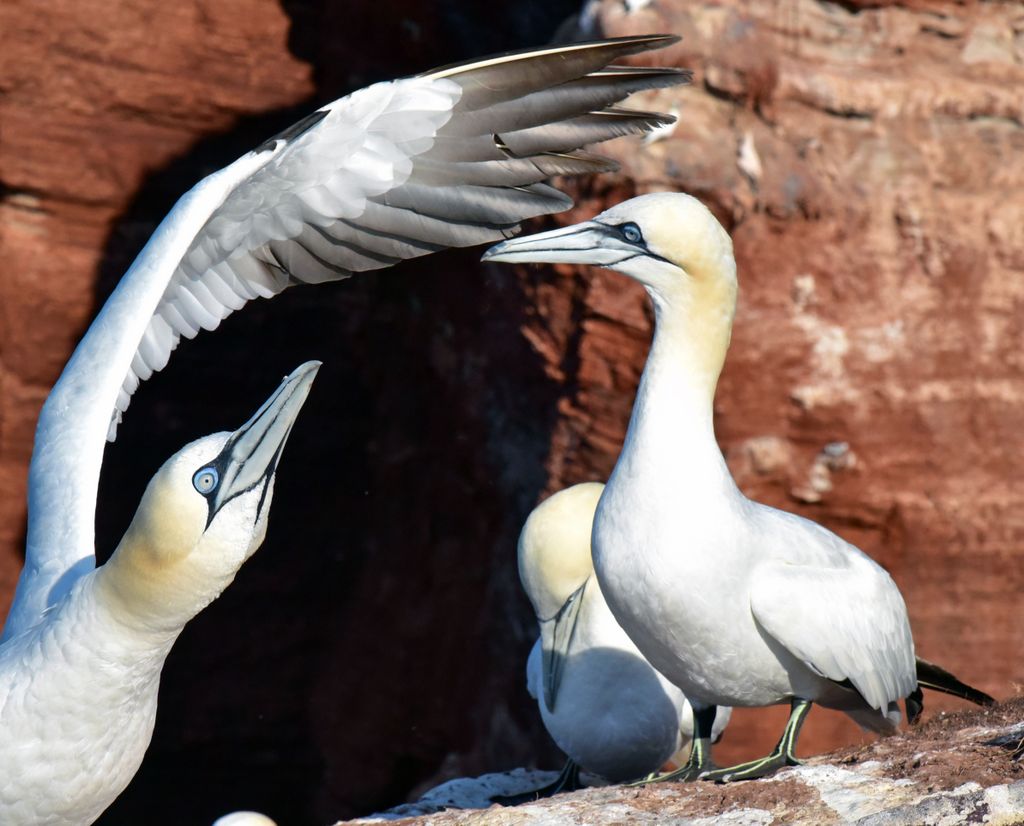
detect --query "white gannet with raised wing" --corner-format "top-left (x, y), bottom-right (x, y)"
top-left (0, 362), bottom-right (319, 825)
top-left (2, 35), bottom-right (689, 643)
top-left (483, 192), bottom-right (994, 781)
top-left (496, 483), bottom-right (729, 804)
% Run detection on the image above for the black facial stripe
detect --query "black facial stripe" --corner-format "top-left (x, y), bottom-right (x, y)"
top-left (205, 499), bottom-right (219, 529)
top-left (204, 460), bottom-right (276, 529)
top-left (254, 441), bottom-right (287, 520)
top-left (195, 454), bottom-right (231, 497)
top-left (593, 221), bottom-right (671, 266)
top-left (646, 249), bottom-right (674, 265)
top-left (221, 388), bottom-right (293, 475)
top-left (611, 221), bottom-right (646, 245)
top-left (244, 410), bottom-right (278, 464)
top-left (203, 451), bottom-right (235, 529)
top-left (203, 418), bottom-right (293, 529)
top-left (509, 244), bottom-right (609, 256)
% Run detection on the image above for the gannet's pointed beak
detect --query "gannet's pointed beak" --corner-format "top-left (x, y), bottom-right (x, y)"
top-left (539, 577), bottom-right (588, 712)
top-left (482, 221), bottom-right (638, 268)
top-left (207, 360), bottom-right (321, 523)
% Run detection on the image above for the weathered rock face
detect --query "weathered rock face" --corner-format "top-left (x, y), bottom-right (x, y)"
top-left (346, 701), bottom-right (1024, 825)
top-left (1, 0), bottom-right (1022, 824)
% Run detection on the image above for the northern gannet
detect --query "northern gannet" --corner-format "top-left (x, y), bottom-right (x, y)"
top-left (483, 193), bottom-right (994, 781)
top-left (3, 34), bottom-right (689, 643)
top-left (0, 362), bottom-right (318, 825)
top-left (499, 482), bottom-right (730, 803)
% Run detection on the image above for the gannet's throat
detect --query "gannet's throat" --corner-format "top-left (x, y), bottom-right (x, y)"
top-left (641, 262), bottom-right (736, 413)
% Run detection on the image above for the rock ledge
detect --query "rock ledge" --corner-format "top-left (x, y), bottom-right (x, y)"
top-left (348, 701), bottom-right (1024, 825)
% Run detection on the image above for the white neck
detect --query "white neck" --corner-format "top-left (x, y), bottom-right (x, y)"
top-left (94, 525), bottom-right (231, 639)
top-left (610, 286), bottom-right (738, 504)
top-left (23, 567), bottom-right (181, 676)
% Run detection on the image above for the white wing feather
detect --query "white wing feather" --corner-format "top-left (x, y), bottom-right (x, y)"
top-left (106, 77), bottom-right (460, 438)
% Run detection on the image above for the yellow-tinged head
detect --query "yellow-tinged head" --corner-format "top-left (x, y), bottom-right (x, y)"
top-left (518, 482), bottom-right (605, 621)
top-left (483, 192), bottom-right (738, 388)
top-left (97, 362), bottom-right (320, 633)
top-left (484, 191), bottom-right (735, 298)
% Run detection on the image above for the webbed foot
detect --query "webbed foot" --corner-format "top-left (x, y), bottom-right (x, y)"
top-left (701, 697), bottom-right (811, 783)
top-left (491, 760), bottom-right (580, 805)
top-left (628, 705), bottom-right (719, 785)
top-left (700, 751), bottom-right (802, 782)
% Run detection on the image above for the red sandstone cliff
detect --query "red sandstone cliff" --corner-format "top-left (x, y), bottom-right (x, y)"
top-left (1, 0), bottom-right (1022, 823)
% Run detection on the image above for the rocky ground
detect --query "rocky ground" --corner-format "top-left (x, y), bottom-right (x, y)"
top-left (348, 700), bottom-right (1024, 825)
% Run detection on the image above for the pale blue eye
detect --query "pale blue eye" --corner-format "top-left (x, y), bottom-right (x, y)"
top-left (621, 223), bottom-right (643, 244)
top-left (193, 467), bottom-right (219, 494)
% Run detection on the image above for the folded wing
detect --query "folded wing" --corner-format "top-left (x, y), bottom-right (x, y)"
top-left (750, 560), bottom-right (916, 712)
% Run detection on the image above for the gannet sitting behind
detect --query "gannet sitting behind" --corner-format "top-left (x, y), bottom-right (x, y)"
top-left (499, 483), bottom-right (729, 803)
top-left (483, 193), bottom-right (994, 782)
top-left (3, 34), bottom-right (689, 644)
top-left (0, 362), bottom-right (318, 824)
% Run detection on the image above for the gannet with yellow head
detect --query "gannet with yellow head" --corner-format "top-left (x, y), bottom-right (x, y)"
top-left (483, 193), bottom-right (993, 781)
top-left (498, 482), bottom-right (729, 803)
top-left (0, 362), bottom-right (318, 825)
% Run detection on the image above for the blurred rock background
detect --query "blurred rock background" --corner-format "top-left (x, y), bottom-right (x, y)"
top-left (1, 0), bottom-right (1022, 823)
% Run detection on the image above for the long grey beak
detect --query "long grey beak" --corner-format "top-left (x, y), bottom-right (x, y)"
top-left (539, 578), bottom-right (588, 712)
top-left (482, 221), bottom-right (632, 268)
top-left (209, 360), bottom-right (320, 520)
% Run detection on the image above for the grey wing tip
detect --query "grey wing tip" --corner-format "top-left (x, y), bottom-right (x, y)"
top-left (571, 33), bottom-right (682, 60)
top-left (626, 65), bottom-right (693, 84)
top-left (594, 64), bottom-right (693, 90)
top-left (592, 33), bottom-right (681, 48)
top-left (589, 155), bottom-right (621, 173)
top-left (675, 68), bottom-right (695, 85)
top-left (598, 65), bottom-right (690, 76)
top-left (421, 34), bottom-right (682, 81)
top-left (601, 106), bottom-right (678, 122)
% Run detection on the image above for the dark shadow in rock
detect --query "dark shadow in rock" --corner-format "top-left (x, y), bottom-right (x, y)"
top-left (89, 1), bottom-right (583, 824)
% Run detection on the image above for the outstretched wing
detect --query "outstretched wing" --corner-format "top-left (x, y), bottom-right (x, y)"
top-left (113, 36), bottom-right (688, 438)
top-left (750, 558), bottom-right (917, 712)
top-left (5, 36), bottom-right (687, 641)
